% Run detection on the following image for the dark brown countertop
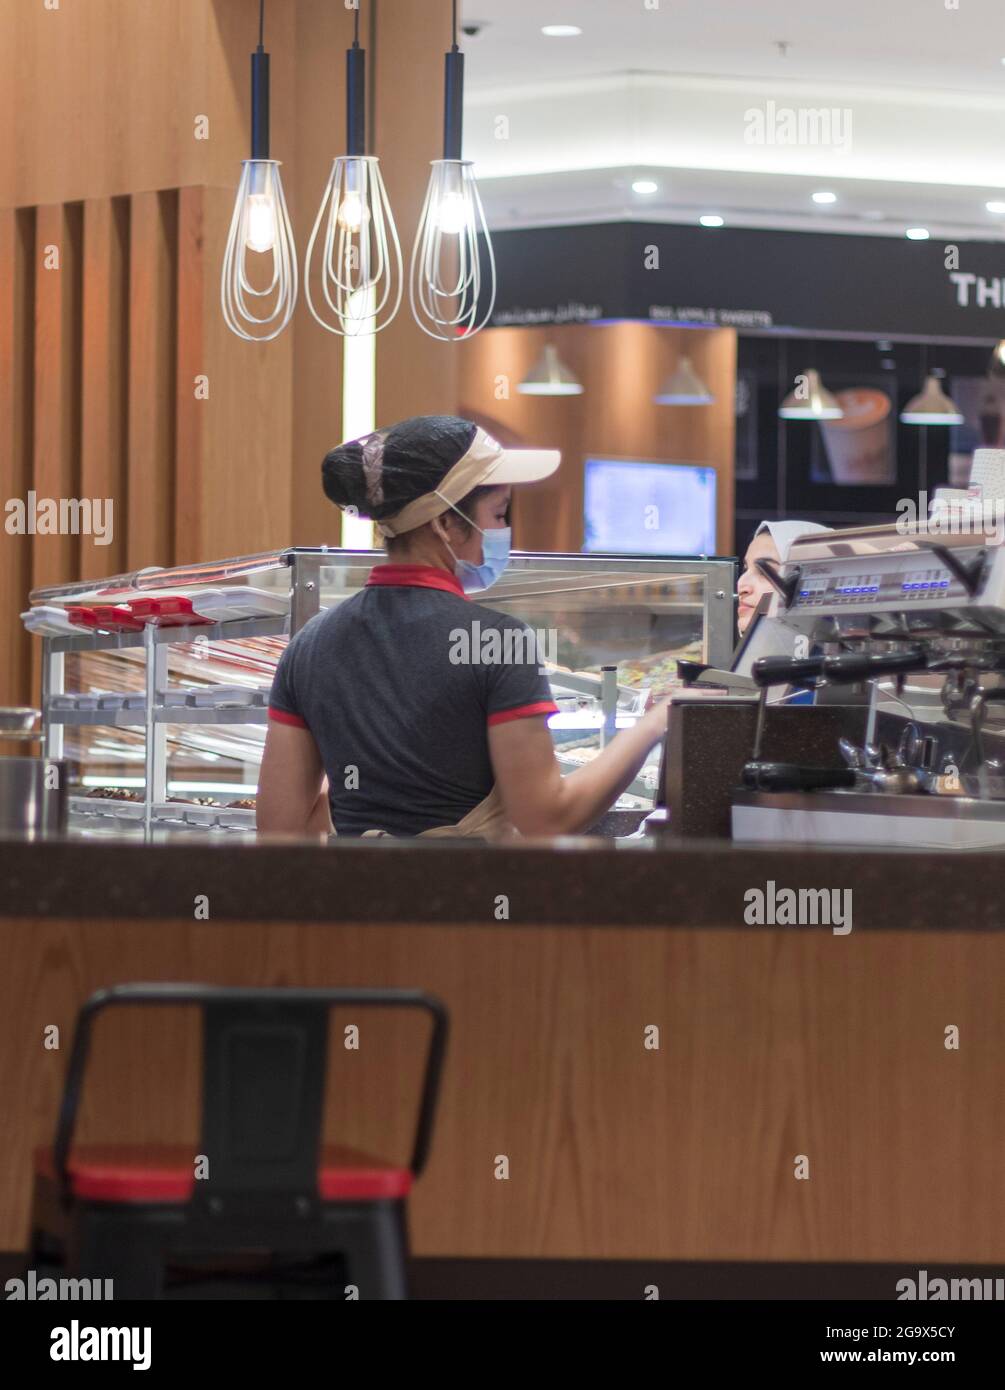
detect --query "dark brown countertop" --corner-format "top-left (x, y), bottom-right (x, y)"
top-left (0, 831), bottom-right (1000, 930)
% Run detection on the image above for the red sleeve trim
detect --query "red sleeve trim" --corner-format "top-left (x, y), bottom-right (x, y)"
top-left (268, 706), bottom-right (308, 729)
top-left (487, 700), bottom-right (558, 727)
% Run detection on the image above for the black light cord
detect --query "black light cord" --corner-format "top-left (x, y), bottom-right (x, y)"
top-left (452, 0), bottom-right (458, 51)
top-left (258, 0), bottom-right (265, 50)
top-left (354, 0), bottom-right (361, 48)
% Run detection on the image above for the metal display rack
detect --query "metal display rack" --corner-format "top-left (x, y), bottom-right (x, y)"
top-left (29, 547), bottom-right (736, 838)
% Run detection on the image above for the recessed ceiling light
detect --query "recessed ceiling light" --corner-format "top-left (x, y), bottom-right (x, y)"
top-left (541, 25), bottom-right (582, 37)
top-left (987, 201), bottom-right (1005, 214)
top-left (905, 227), bottom-right (930, 240)
top-left (812, 191), bottom-right (837, 204)
top-left (632, 179), bottom-right (658, 195)
top-left (699, 214), bottom-right (724, 228)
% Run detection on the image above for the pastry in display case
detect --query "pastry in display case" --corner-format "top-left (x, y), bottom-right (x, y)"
top-left (23, 548), bottom-right (736, 836)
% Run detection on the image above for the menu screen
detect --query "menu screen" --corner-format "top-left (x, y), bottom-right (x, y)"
top-left (583, 458), bottom-right (717, 555)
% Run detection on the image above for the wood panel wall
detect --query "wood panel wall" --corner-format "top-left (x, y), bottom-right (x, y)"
top-left (458, 322), bottom-right (737, 555)
top-left (2, 915), bottom-right (1003, 1264)
top-left (0, 0), bottom-right (458, 708)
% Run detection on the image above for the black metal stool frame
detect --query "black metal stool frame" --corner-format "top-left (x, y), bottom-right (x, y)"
top-left (30, 984), bottom-right (448, 1300)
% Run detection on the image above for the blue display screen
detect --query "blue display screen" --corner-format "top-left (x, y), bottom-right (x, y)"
top-left (582, 458), bottom-right (717, 555)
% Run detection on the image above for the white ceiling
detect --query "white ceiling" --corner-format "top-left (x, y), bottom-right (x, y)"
top-left (459, 0), bottom-right (1005, 236)
top-left (461, 0), bottom-right (1005, 95)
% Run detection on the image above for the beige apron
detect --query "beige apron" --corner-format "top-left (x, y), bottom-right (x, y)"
top-left (345, 784), bottom-right (516, 842)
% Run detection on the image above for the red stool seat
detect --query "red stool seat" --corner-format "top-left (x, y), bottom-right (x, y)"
top-left (34, 1144), bottom-right (412, 1204)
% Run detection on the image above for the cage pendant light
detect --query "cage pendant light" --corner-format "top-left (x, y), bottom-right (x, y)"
top-left (409, 0), bottom-right (496, 340)
top-left (221, 0), bottom-right (298, 342)
top-left (305, 1), bottom-right (402, 336)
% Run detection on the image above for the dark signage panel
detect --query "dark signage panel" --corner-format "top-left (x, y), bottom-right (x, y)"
top-left (485, 222), bottom-right (1005, 339)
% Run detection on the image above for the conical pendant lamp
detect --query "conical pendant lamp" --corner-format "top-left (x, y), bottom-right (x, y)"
top-left (517, 344), bottom-right (584, 396)
top-left (409, 0), bottom-right (496, 340)
top-left (779, 368), bottom-right (843, 420)
top-left (304, 0), bottom-right (402, 336)
top-left (900, 374), bottom-right (963, 425)
top-left (221, 0), bottom-right (298, 342)
top-left (654, 356), bottom-right (713, 405)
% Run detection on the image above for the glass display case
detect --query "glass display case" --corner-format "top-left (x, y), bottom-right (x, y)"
top-left (25, 547), bottom-right (736, 836)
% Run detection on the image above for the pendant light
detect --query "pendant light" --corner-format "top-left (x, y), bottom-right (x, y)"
top-left (778, 368), bottom-right (843, 420)
top-left (989, 340), bottom-right (1005, 378)
top-left (304, 0), bottom-right (402, 336)
top-left (654, 356), bottom-right (714, 406)
top-left (900, 373), bottom-right (964, 425)
top-left (409, 0), bottom-right (496, 340)
top-left (221, 0), bottom-right (298, 342)
top-left (517, 344), bottom-right (584, 396)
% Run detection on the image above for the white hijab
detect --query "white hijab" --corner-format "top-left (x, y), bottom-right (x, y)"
top-left (754, 519), bottom-right (831, 561)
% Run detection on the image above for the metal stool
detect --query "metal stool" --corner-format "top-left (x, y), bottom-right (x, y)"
top-left (28, 984), bottom-right (448, 1299)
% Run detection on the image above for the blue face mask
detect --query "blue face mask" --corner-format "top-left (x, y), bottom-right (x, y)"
top-left (435, 501), bottom-right (512, 593)
top-left (456, 524), bottom-right (512, 593)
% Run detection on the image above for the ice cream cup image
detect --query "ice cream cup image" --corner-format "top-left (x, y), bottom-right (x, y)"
top-left (820, 388), bottom-right (894, 484)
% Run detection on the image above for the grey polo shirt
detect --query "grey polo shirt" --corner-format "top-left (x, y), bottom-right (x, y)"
top-left (268, 563), bottom-right (557, 836)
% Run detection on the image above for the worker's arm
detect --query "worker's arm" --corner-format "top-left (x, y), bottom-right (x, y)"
top-left (257, 719), bottom-right (332, 834)
top-left (488, 700), bottom-right (669, 836)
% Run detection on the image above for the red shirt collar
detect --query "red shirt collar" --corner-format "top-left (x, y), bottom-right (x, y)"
top-left (366, 563), bottom-right (468, 599)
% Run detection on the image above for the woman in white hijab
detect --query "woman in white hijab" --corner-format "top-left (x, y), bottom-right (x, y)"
top-left (737, 519), bottom-right (831, 635)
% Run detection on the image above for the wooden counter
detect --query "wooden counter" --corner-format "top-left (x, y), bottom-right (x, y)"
top-left (1, 834), bottom-right (1003, 1265)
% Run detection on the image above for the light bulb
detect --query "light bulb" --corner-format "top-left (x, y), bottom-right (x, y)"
top-left (410, 160), bottom-right (495, 341)
top-left (338, 192), bottom-right (365, 231)
top-left (435, 191), bottom-right (470, 235)
top-left (305, 155), bottom-right (402, 336)
top-left (221, 160), bottom-right (298, 342)
top-left (245, 193), bottom-right (277, 252)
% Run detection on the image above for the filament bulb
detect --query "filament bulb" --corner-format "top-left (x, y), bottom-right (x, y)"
top-left (410, 160), bottom-right (496, 341)
top-left (221, 160), bottom-right (298, 342)
top-left (245, 194), bottom-right (277, 253)
top-left (305, 155), bottom-right (402, 336)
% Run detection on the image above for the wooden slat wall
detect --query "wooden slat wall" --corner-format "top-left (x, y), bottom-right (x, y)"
top-left (80, 197), bottom-right (129, 579)
top-left (0, 209), bottom-right (34, 707)
top-left (0, 0), bottom-right (462, 709)
top-left (127, 190), bottom-right (177, 573)
top-left (31, 203), bottom-right (82, 594)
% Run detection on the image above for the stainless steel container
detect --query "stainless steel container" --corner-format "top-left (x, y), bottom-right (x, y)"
top-left (0, 756), bottom-right (68, 835)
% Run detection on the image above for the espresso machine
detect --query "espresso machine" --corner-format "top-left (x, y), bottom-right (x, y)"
top-left (732, 451), bottom-right (1005, 849)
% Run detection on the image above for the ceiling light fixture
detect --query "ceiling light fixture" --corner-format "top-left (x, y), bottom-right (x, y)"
top-left (410, 0), bottom-right (496, 340)
top-left (632, 179), bottom-right (659, 195)
top-left (699, 214), bottom-right (724, 228)
top-left (778, 368), bottom-right (843, 420)
top-left (221, 0), bottom-right (298, 341)
top-left (900, 374), bottom-right (964, 426)
top-left (517, 344), bottom-right (584, 396)
top-left (987, 201), bottom-right (1005, 214)
top-left (304, 0), bottom-right (402, 336)
top-left (812, 191), bottom-right (837, 204)
top-left (541, 25), bottom-right (583, 37)
top-left (905, 227), bottom-right (930, 240)
top-left (654, 357), bottom-right (714, 406)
